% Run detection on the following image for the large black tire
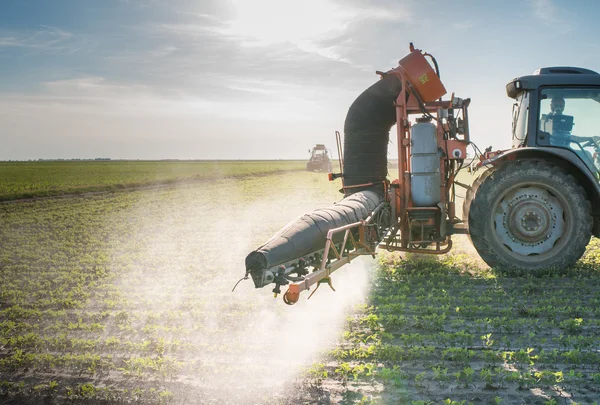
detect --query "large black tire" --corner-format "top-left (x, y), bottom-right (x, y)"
top-left (468, 160), bottom-right (592, 270)
top-left (463, 167), bottom-right (496, 222)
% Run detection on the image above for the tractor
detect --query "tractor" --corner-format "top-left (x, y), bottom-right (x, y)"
top-left (306, 144), bottom-right (333, 172)
top-left (466, 66), bottom-right (600, 269)
top-left (242, 44), bottom-right (600, 304)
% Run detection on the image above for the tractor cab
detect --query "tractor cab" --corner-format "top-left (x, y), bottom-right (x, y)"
top-left (508, 67), bottom-right (600, 179)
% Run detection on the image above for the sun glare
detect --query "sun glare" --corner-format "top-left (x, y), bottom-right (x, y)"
top-left (226, 0), bottom-right (353, 46)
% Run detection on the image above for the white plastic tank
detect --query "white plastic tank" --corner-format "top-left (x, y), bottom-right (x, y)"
top-left (410, 117), bottom-right (441, 206)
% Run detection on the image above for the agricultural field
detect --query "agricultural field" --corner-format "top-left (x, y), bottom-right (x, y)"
top-left (1, 162), bottom-right (599, 404)
top-left (0, 160), bottom-right (306, 201)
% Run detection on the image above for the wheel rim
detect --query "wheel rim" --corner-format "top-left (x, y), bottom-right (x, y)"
top-left (493, 185), bottom-right (566, 257)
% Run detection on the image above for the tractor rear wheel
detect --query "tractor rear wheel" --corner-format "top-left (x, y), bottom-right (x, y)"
top-left (467, 160), bottom-right (592, 270)
top-left (462, 167), bottom-right (496, 222)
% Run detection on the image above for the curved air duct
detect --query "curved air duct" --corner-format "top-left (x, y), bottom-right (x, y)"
top-left (343, 74), bottom-right (402, 196)
top-left (244, 74), bottom-right (402, 281)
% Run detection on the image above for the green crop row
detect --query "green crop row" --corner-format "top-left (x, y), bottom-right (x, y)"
top-left (303, 245), bottom-right (600, 403)
top-left (2, 167), bottom-right (599, 404)
top-left (0, 160), bottom-right (306, 200)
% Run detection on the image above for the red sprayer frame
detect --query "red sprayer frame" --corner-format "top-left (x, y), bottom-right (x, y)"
top-left (282, 44), bottom-right (471, 304)
top-left (384, 44), bottom-right (470, 254)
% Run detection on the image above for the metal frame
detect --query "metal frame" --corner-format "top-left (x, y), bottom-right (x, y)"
top-left (280, 46), bottom-right (472, 303)
top-left (282, 202), bottom-right (385, 304)
top-left (385, 68), bottom-right (469, 254)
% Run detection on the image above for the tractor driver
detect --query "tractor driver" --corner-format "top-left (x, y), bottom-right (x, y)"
top-left (541, 97), bottom-right (600, 168)
top-left (550, 96), bottom-right (565, 115)
top-left (542, 97), bottom-right (600, 145)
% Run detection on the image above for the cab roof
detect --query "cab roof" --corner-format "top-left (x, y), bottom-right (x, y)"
top-left (506, 66), bottom-right (600, 99)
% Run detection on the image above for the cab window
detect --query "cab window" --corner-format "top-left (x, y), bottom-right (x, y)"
top-left (538, 88), bottom-right (600, 176)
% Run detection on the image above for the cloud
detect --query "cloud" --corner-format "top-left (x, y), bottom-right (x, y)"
top-left (3, 1), bottom-right (408, 102)
top-left (129, 0), bottom-right (414, 100)
top-left (1, 77), bottom-right (206, 116)
top-left (453, 21), bottom-right (474, 31)
top-left (162, 0), bottom-right (412, 64)
top-left (530, 0), bottom-right (572, 33)
top-left (0, 0), bottom-right (417, 160)
top-left (0, 73), bottom-right (347, 160)
top-left (0, 25), bottom-right (77, 54)
top-left (531, 0), bottom-right (556, 24)
top-left (0, 74), bottom-right (348, 123)
top-left (114, 22), bottom-right (372, 106)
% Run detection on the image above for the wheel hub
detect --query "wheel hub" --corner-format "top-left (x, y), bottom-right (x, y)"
top-left (511, 202), bottom-right (550, 240)
top-left (494, 186), bottom-right (565, 256)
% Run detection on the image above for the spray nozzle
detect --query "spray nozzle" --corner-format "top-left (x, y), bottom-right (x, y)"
top-left (272, 266), bottom-right (290, 298)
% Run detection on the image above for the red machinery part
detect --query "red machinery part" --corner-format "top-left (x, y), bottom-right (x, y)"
top-left (397, 49), bottom-right (446, 103)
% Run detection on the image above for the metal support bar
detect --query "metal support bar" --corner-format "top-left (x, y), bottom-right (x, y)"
top-left (282, 203), bottom-right (385, 304)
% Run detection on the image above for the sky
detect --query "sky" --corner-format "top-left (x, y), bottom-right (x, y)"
top-left (1, 0), bottom-right (600, 160)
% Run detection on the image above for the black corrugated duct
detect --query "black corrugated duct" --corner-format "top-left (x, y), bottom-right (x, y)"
top-left (343, 74), bottom-right (402, 196)
top-left (244, 74), bottom-right (401, 282)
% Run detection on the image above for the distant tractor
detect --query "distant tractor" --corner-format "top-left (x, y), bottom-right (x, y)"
top-left (306, 144), bottom-right (333, 172)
